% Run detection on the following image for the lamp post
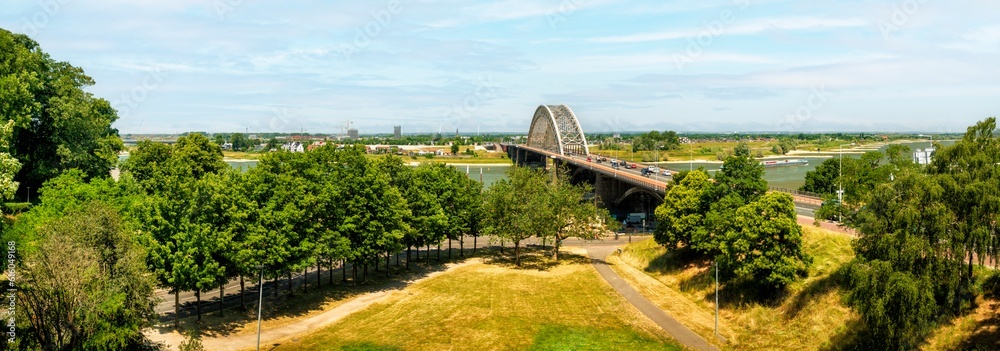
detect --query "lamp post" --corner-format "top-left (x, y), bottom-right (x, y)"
top-left (714, 260), bottom-right (719, 339)
top-left (838, 143), bottom-right (851, 204)
top-left (256, 265), bottom-right (264, 351)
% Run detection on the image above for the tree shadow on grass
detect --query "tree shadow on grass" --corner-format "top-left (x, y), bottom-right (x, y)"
top-left (818, 317), bottom-right (869, 351)
top-left (155, 251), bottom-right (483, 338)
top-left (484, 246), bottom-right (592, 271)
top-left (642, 247), bottom-right (705, 277)
top-left (784, 265), bottom-right (849, 319)
top-left (953, 273), bottom-right (1000, 351)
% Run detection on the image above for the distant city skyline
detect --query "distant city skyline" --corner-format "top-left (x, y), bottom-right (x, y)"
top-left (3, 1), bottom-right (998, 134)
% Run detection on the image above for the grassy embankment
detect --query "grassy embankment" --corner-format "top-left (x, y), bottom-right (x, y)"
top-left (609, 225), bottom-right (1000, 351)
top-left (588, 139), bottom-right (888, 164)
top-left (607, 225), bottom-right (856, 350)
top-left (265, 248), bottom-right (682, 351)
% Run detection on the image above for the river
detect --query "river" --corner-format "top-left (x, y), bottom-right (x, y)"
top-left (118, 140), bottom-right (951, 190)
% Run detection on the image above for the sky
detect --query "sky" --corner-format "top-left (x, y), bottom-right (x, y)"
top-left (2, 1), bottom-right (999, 135)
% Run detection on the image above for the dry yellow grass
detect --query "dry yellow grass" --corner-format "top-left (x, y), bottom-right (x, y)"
top-left (609, 225), bottom-right (858, 351)
top-left (264, 250), bottom-right (683, 351)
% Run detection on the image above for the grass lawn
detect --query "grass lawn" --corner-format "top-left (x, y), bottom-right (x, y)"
top-left (222, 150), bottom-right (263, 160)
top-left (265, 249), bottom-right (682, 351)
top-left (608, 225), bottom-right (858, 351)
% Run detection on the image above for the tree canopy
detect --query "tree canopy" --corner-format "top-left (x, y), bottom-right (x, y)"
top-left (0, 28), bottom-right (123, 193)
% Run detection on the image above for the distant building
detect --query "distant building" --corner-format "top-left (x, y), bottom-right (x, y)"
top-left (393, 126), bottom-right (401, 139)
top-left (348, 128), bottom-right (359, 139)
top-left (914, 147), bottom-right (935, 165)
top-left (282, 141), bottom-right (304, 153)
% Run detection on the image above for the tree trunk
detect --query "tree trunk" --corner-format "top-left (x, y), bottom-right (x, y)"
top-left (273, 276), bottom-right (278, 297)
top-left (352, 261), bottom-right (357, 283)
top-left (196, 290), bottom-right (202, 322)
top-left (473, 236), bottom-right (478, 255)
top-left (342, 260), bottom-right (347, 282)
top-left (329, 258), bottom-right (335, 285)
top-left (386, 251), bottom-right (391, 277)
top-left (317, 260), bottom-right (322, 288)
top-left (175, 289), bottom-right (180, 328)
top-left (426, 243), bottom-right (431, 261)
top-left (219, 284), bottom-right (225, 317)
top-left (449, 239), bottom-right (453, 259)
top-left (437, 244), bottom-right (441, 261)
top-left (302, 268), bottom-right (308, 293)
top-left (514, 241), bottom-right (521, 266)
top-left (542, 236), bottom-right (547, 250)
top-left (240, 276), bottom-right (246, 311)
top-left (287, 271), bottom-right (293, 296)
top-left (363, 262), bottom-right (368, 283)
top-left (396, 251), bottom-right (400, 267)
top-left (500, 240), bottom-right (504, 254)
top-left (406, 246), bottom-right (411, 270)
top-left (553, 236), bottom-right (561, 261)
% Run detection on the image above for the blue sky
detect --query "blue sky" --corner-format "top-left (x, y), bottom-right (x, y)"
top-left (2, 1), bottom-right (998, 134)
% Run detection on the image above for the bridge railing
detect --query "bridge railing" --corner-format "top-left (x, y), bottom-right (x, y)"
top-left (768, 186), bottom-right (824, 201)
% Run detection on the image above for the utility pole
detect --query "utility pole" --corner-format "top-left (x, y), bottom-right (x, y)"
top-left (714, 260), bottom-right (719, 339)
top-left (257, 266), bottom-right (264, 351)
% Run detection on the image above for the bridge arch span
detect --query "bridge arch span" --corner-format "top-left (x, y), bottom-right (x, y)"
top-left (527, 105), bottom-right (590, 156)
top-left (615, 187), bottom-right (665, 207)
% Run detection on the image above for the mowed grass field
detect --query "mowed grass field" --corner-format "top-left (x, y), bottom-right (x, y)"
top-left (608, 225), bottom-right (857, 351)
top-left (264, 250), bottom-right (683, 351)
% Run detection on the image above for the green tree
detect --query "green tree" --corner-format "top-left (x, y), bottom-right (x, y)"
top-left (653, 169), bottom-right (711, 250)
top-left (800, 158), bottom-right (841, 196)
top-left (18, 202), bottom-right (157, 350)
top-left (451, 143), bottom-right (460, 155)
top-left (717, 192), bottom-right (811, 290)
top-left (539, 167), bottom-right (608, 260)
top-left (483, 166), bottom-right (548, 266)
top-left (0, 29), bottom-right (123, 192)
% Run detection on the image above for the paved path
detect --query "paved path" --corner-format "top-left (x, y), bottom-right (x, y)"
top-left (586, 245), bottom-right (720, 351)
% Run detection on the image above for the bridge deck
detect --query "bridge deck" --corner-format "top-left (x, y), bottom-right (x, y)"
top-left (517, 145), bottom-right (667, 194)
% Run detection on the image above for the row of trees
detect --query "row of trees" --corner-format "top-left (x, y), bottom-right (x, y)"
top-left (120, 134), bottom-right (488, 327)
top-left (653, 143), bottom-right (811, 292)
top-left (631, 130), bottom-right (681, 152)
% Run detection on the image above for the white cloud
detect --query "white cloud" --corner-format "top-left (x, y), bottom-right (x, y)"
top-left (589, 16), bottom-right (868, 43)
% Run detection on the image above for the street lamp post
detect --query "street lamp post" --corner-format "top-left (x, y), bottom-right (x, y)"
top-left (837, 143), bottom-right (851, 223)
top-left (714, 260), bottom-right (719, 339)
top-left (256, 266), bottom-right (264, 351)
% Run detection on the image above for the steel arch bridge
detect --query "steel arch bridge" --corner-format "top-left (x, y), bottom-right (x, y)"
top-left (526, 104), bottom-right (590, 156)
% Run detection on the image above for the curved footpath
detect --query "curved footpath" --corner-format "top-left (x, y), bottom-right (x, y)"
top-left (586, 244), bottom-right (721, 351)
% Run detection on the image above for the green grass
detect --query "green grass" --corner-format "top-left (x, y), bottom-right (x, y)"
top-left (528, 324), bottom-right (682, 351)
top-left (268, 250), bottom-right (680, 351)
top-left (609, 225), bottom-right (857, 350)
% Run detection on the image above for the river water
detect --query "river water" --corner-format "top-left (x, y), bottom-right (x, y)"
top-left (118, 140), bottom-right (951, 190)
